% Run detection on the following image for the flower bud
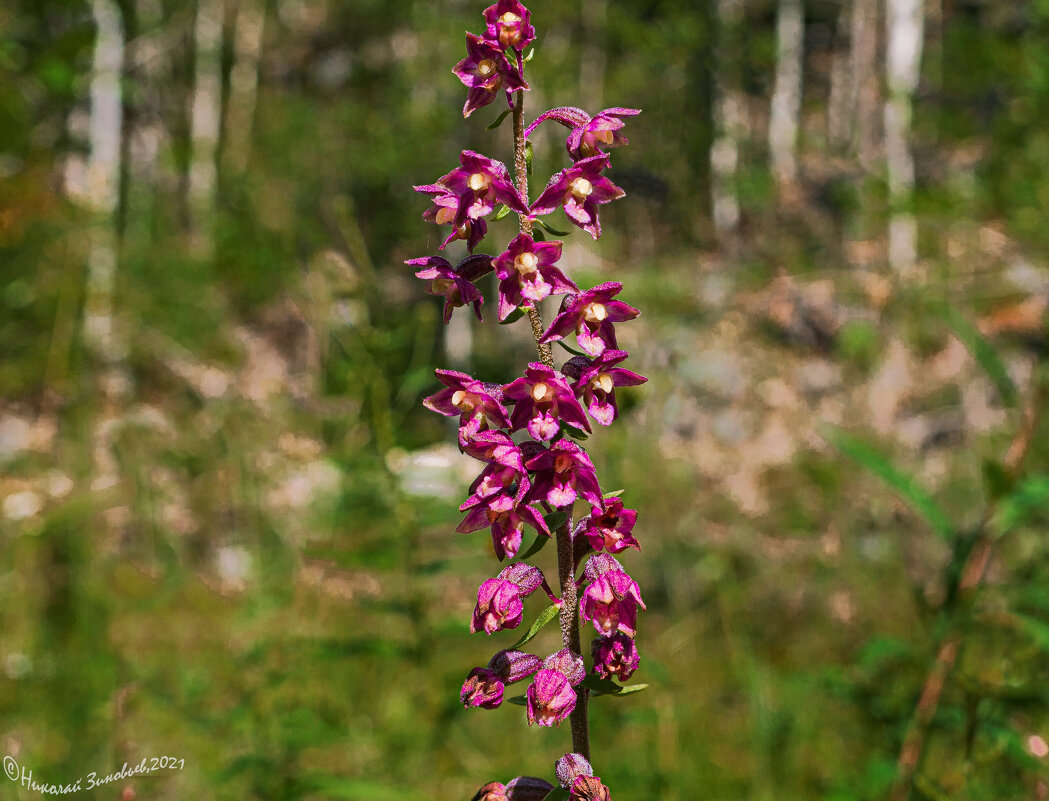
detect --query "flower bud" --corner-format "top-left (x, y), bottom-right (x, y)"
top-left (488, 649), bottom-right (543, 683)
top-left (472, 782), bottom-right (508, 801)
top-left (591, 632), bottom-right (640, 681)
top-left (506, 776), bottom-right (555, 800)
top-left (461, 667), bottom-right (505, 709)
top-left (526, 668), bottom-right (576, 726)
top-left (471, 578), bottom-right (525, 634)
top-left (570, 776), bottom-right (611, 801)
top-left (555, 753), bottom-right (593, 788)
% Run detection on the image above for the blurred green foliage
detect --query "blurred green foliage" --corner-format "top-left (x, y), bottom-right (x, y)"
top-left (2, 1), bottom-right (1049, 800)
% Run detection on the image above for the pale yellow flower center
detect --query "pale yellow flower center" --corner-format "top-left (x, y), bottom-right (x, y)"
top-left (583, 302), bottom-right (608, 323)
top-left (570, 177), bottom-right (593, 199)
top-left (499, 12), bottom-right (521, 25)
top-left (531, 381), bottom-right (551, 402)
top-left (594, 372), bottom-right (614, 394)
top-left (515, 252), bottom-right (539, 274)
top-left (554, 453), bottom-right (573, 473)
top-left (452, 390), bottom-right (475, 410)
top-left (477, 59), bottom-right (497, 77)
top-left (468, 172), bottom-right (491, 191)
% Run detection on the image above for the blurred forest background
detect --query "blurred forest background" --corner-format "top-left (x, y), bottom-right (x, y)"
top-left (3, 0), bottom-right (1049, 799)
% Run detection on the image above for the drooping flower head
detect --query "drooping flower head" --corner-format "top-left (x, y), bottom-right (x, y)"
top-left (525, 439), bottom-right (603, 509)
top-left (462, 430), bottom-right (526, 472)
top-left (525, 106), bottom-right (641, 161)
top-left (423, 369), bottom-right (510, 445)
top-left (461, 666), bottom-right (506, 709)
top-left (504, 363), bottom-right (590, 441)
top-left (530, 154), bottom-right (624, 239)
top-left (591, 632), bottom-right (640, 681)
top-left (569, 777), bottom-right (612, 801)
top-left (566, 350), bottom-right (647, 426)
top-left (419, 151), bottom-right (529, 231)
top-left (492, 233), bottom-right (578, 321)
top-left (454, 33), bottom-right (529, 117)
top-left (457, 491), bottom-right (550, 561)
top-left (555, 753), bottom-right (593, 789)
top-left (461, 648), bottom-right (543, 710)
top-left (579, 496), bottom-right (639, 553)
top-left (408, 254), bottom-right (493, 324)
top-left (483, 0), bottom-right (536, 50)
top-left (415, 184), bottom-right (489, 252)
top-left (540, 283), bottom-right (639, 358)
top-left (526, 648), bottom-right (585, 727)
top-left (470, 565), bottom-right (547, 635)
top-left (580, 554), bottom-right (646, 637)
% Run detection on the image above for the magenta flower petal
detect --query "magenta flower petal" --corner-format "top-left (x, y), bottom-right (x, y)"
top-left (540, 283), bottom-right (639, 358)
top-left (453, 33), bottom-right (529, 117)
top-left (591, 631), bottom-right (640, 680)
top-left (572, 349), bottom-right (648, 426)
top-left (529, 155), bottom-right (624, 239)
top-left (525, 439), bottom-right (603, 509)
top-left (526, 669), bottom-right (576, 726)
top-left (581, 496), bottom-right (640, 553)
top-left (483, 0), bottom-right (536, 50)
top-left (492, 233), bottom-right (578, 320)
top-left (461, 667), bottom-right (505, 709)
top-left (504, 363), bottom-right (590, 441)
top-left (471, 578), bottom-right (525, 634)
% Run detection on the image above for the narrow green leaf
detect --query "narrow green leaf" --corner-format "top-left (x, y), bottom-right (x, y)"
top-left (825, 427), bottom-right (955, 541)
top-left (531, 227), bottom-right (546, 242)
top-left (535, 217), bottom-right (571, 236)
top-left (942, 306), bottom-right (1019, 408)
top-left (525, 140), bottom-right (534, 175)
top-left (603, 489), bottom-right (625, 499)
top-left (523, 48), bottom-right (535, 63)
top-left (994, 474), bottom-right (1049, 538)
top-left (486, 109), bottom-right (513, 130)
top-left (506, 603), bottom-right (560, 650)
top-left (491, 203), bottom-right (512, 221)
top-left (561, 422), bottom-right (589, 441)
top-left (505, 694), bottom-right (527, 706)
top-left (555, 339), bottom-right (588, 357)
top-left (518, 529), bottom-right (553, 560)
top-left (500, 307), bottom-right (525, 325)
top-left (580, 674), bottom-right (649, 696)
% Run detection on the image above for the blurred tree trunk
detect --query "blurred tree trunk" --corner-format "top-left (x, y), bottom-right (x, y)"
top-left (884, 0), bottom-right (924, 277)
top-left (852, 0), bottom-right (880, 169)
top-left (827, 0), bottom-right (853, 153)
top-left (82, 0), bottom-right (127, 390)
top-left (769, 0), bottom-right (804, 187)
top-left (188, 0), bottom-right (223, 257)
top-left (223, 0), bottom-right (266, 176)
top-left (711, 0), bottom-right (746, 240)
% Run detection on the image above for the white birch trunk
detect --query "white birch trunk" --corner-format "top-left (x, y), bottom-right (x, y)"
top-left (188, 0), bottom-right (224, 256)
top-left (711, 0), bottom-right (745, 236)
top-left (224, 0), bottom-right (266, 175)
top-left (82, 0), bottom-right (126, 373)
top-left (885, 0), bottom-right (924, 277)
top-left (768, 0), bottom-right (804, 186)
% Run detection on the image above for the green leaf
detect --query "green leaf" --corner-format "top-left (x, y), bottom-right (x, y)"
top-left (506, 694), bottom-right (527, 706)
top-left (518, 529), bottom-right (553, 560)
top-left (580, 674), bottom-right (649, 696)
top-left (982, 457), bottom-right (1014, 501)
top-left (523, 48), bottom-right (535, 63)
top-left (535, 217), bottom-right (571, 236)
top-left (506, 603), bottom-right (560, 650)
top-left (500, 307), bottom-right (525, 325)
top-left (525, 140), bottom-right (534, 175)
top-left (941, 306), bottom-right (1019, 408)
top-left (555, 339), bottom-right (588, 357)
top-left (603, 489), bottom-right (625, 499)
top-left (543, 509), bottom-right (569, 532)
top-left (825, 427), bottom-right (955, 541)
top-left (486, 109), bottom-right (513, 130)
top-left (562, 422), bottom-right (589, 441)
top-left (994, 474), bottom-right (1049, 538)
top-left (491, 203), bottom-right (512, 221)
top-left (531, 227), bottom-right (546, 242)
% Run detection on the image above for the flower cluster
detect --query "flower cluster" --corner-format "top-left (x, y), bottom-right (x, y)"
top-left (408, 3), bottom-right (646, 798)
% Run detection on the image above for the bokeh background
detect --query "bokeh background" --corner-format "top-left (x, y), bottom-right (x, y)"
top-left (3, 0), bottom-right (1049, 799)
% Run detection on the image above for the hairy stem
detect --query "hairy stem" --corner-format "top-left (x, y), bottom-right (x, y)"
top-left (512, 85), bottom-right (589, 759)
top-left (889, 388), bottom-right (1043, 801)
top-left (513, 90), bottom-right (554, 369)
